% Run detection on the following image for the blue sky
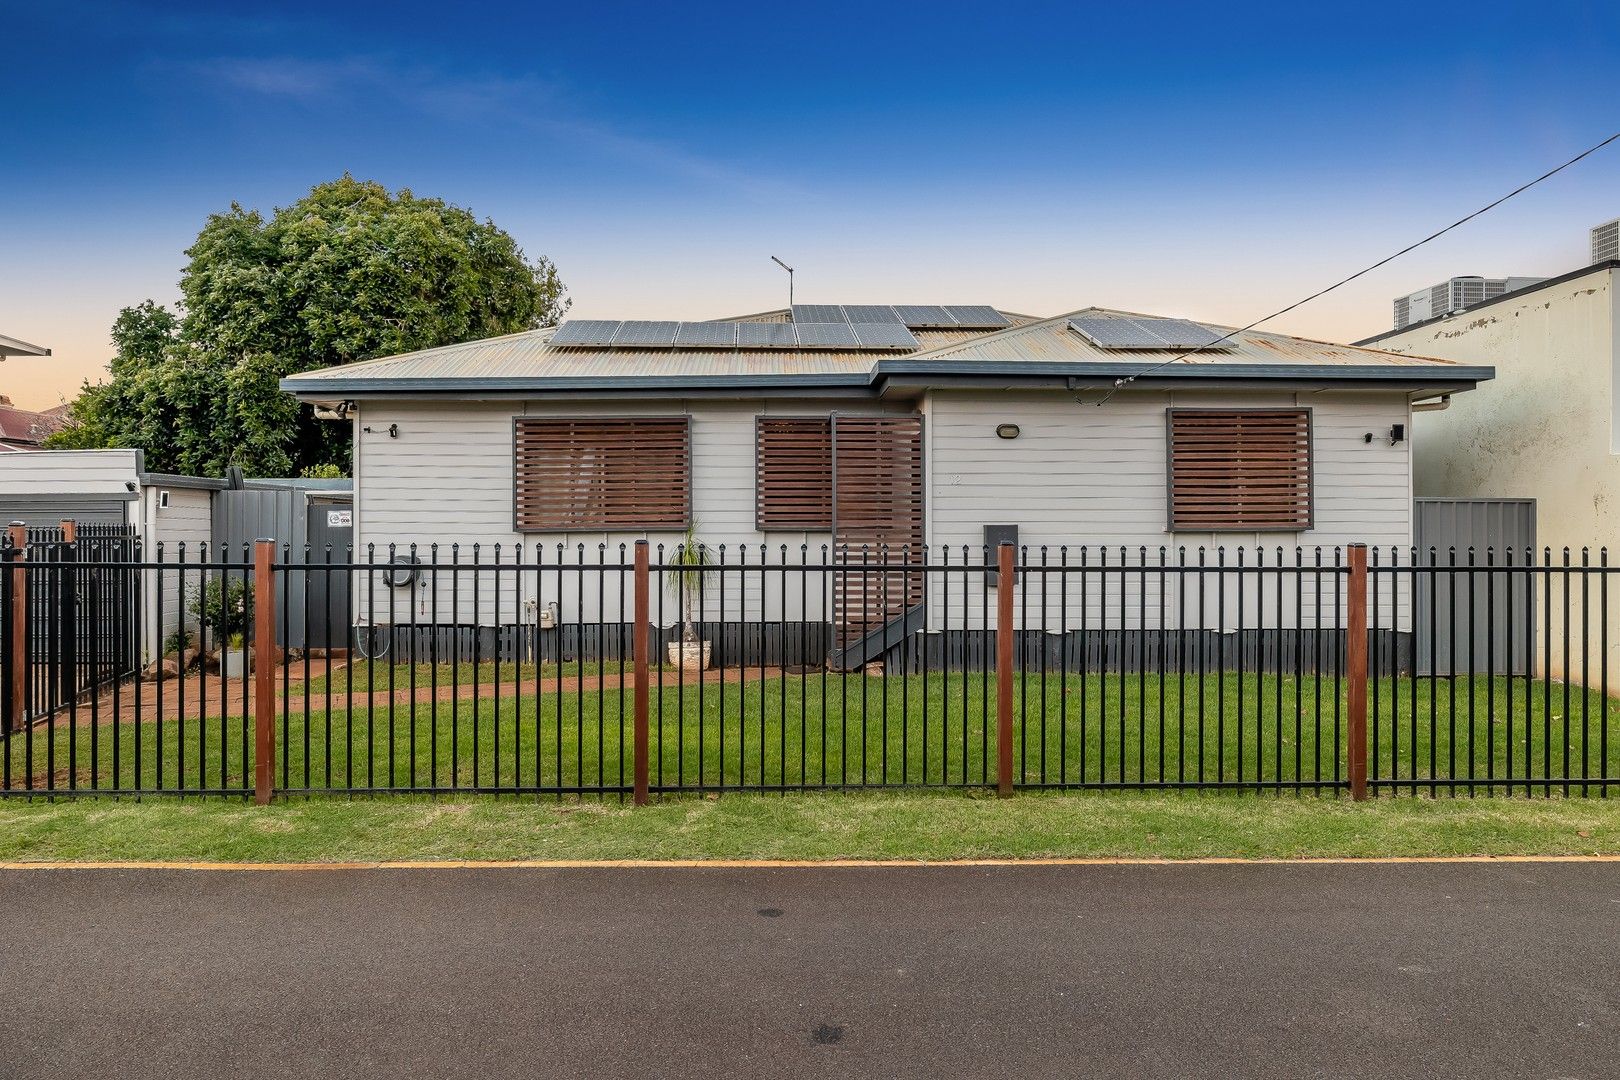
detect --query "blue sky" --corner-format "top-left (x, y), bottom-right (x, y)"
top-left (4, 0), bottom-right (1619, 407)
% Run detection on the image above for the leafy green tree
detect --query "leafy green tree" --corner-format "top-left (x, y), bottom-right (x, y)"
top-left (50, 176), bottom-right (567, 475)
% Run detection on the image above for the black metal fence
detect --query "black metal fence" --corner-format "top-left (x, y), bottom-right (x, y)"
top-left (3, 524), bottom-right (140, 736)
top-left (2, 537), bottom-right (1616, 799)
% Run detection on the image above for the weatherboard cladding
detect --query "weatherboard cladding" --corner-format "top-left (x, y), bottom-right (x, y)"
top-left (281, 306), bottom-right (1483, 397)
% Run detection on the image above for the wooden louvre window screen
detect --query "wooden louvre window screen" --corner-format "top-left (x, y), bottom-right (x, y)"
top-left (831, 415), bottom-right (926, 647)
top-left (756, 417), bottom-right (834, 530)
top-left (514, 417), bottom-right (690, 531)
top-left (1167, 409), bottom-right (1313, 531)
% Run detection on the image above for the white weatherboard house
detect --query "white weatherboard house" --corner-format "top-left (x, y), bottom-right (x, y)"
top-left (281, 304), bottom-right (1490, 665)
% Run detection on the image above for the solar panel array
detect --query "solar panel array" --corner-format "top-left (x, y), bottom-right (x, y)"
top-left (1068, 315), bottom-right (1234, 351)
top-left (546, 303), bottom-right (1013, 351)
top-left (792, 304), bottom-right (1010, 330)
top-left (547, 319), bottom-right (916, 351)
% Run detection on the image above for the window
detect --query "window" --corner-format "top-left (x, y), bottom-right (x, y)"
top-left (755, 416), bottom-right (833, 530)
top-left (514, 417), bottom-right (690, 531)
top-left (1166, 409), bottom-right (1313, 531)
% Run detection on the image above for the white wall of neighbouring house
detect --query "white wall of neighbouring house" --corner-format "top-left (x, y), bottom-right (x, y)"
top-left (922, 387), bottom-right (1414, 632)
top-left (1375, 265), bottom-right (1617, 678)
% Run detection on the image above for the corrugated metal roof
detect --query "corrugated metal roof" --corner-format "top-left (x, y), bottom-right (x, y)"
top-left (282, 304), bottom-right (1484, 398)
top-left (907, 307), bottom-right (1467, 368)
top-left (283, 314), bottom-right (1043, 386)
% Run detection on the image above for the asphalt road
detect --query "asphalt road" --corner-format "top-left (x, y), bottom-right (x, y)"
top-left (3, 862), bottom-right (1618, 1079)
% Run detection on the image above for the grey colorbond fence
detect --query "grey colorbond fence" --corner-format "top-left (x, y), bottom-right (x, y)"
top-left (1, 537), bottom-right (1616, 800)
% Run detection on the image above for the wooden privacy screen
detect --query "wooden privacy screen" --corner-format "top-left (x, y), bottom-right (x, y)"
top-left (755, 417), bottom-right (834, 531)
top-left (832, 414), bottom-right (926, 648)
top-left (514, 417), bottom-right (690, 531)
top-left (1167, 408), bottom-right (1312, 531)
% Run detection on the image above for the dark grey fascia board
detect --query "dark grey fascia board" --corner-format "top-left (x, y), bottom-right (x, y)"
top-left (876, 362), bottom-right (1492, 396)
top-left (876, 360), bottom-right (1494, 382)
top-left (283, 360), bottom-right (1493, 401)
top-left (138, 471), bottom-right (229, 491)
top-left (281, 372), bottom-right (875, 399)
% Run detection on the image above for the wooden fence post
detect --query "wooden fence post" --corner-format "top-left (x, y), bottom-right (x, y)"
top-left (1346, 543), bottom-right (1369, 801)
top-left (6, 523), bottom-right (26, 733)
top-left (997, 542), bottom-right (1015, 798)
top-left (633, 540), bottom-right (650, 806)
top-left (253, 539), bottom-right (276, 805)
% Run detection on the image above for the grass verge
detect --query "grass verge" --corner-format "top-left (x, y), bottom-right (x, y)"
top-left (2, 791), bottom-right (1619, 864)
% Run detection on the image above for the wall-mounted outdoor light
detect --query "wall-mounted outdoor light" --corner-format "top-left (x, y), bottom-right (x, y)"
top-left (995, 423), bottom-right (1021, 440)
top-left (1364, 424), bottom-right (1406, 445)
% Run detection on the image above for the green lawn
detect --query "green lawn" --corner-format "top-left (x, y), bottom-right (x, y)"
top-left (6, 672), bottom-right (1617, 795)
top-left (3, 791), bottom-right (1620, 863)
top-left (304, 658), bottom-right (665, 693)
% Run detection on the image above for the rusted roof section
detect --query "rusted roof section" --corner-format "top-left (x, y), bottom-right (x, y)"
top-left (907, 307), bottom-right (1467, 368)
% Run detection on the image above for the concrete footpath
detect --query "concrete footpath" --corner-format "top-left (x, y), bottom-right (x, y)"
top-left (2, 861), bottom-right (1617, 1078)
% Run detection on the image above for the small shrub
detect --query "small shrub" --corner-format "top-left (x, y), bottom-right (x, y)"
top-left (187, 577), bottom-right (254, 641)
top-left (162, 628), bottom-right (192, 658)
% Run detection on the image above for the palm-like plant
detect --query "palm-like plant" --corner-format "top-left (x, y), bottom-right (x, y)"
top-left (670, 521), bottom-right (714, 644)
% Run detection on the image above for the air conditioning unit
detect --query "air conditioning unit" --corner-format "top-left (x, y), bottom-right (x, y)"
top-left (1392, 275), bottom-right (1546, 330)
top-left (1594, 218), bottom-right (1620, 264)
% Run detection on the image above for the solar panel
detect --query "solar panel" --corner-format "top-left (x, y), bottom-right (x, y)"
top-left (1069, 315), bottom-right (1231, 350)
top-left (792, 322), bottom-right (860, 348)
top-left (791, 304), bottom-right (847, 324)
top-left (674, 321), bottom-right (740, 347)
top-left (1142, 318), bottom-right (1230, 348)
top-left (841, 305), bottom-right (903, 324)
top-left (850, 323), bottom-right (920, 349)
top-left (548, 320), bottom-right (622, 346)
top-left (612, 320), bottom-right (680, 346)
top-left (1068, 316), bottom-right (1167, 349)
top-left (943, 305), bottom-right (1010, 329)
top-left (736, 322), bottom-right (798, 348)
top-left (892, 305), bottom-right (955, 328)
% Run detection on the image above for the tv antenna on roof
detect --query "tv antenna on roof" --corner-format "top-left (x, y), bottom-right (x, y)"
top-left (770, 256), bottom-right (795, 308)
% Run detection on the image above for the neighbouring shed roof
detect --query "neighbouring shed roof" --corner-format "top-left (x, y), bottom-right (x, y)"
top-left (0, 333), bottom-right (50, 358)
top-left (281, 304), bottom-right (1492, 402)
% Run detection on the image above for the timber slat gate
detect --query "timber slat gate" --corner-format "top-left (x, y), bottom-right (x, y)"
top-left (2, 536), bottom-right (1617, 800)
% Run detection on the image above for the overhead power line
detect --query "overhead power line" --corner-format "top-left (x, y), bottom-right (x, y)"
top-left (1090, 129), bottom-right (1620, 405)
